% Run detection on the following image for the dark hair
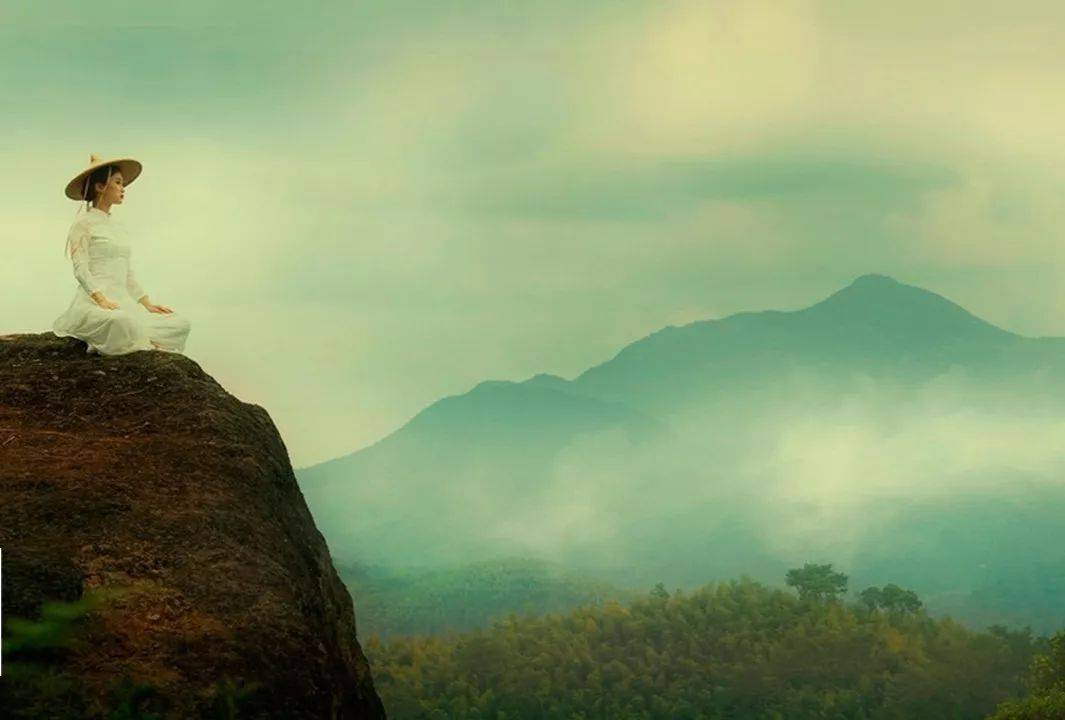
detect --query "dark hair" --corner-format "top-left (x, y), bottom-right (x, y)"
top-left (84, 164), bottom-right (122, 206)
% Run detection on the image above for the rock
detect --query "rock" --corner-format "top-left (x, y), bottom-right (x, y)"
top-left (0, 333), bottom-right (386, 719)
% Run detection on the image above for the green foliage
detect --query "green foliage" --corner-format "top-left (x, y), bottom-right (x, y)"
top-left (989, 631), bottom-right (1065, 719)
top-left (860, 583), bottom-right (923, 615)
top-left (785, 562), bottom-right (848, 602)
top-left (1, 587), bottom-right (129, 719)
top-left (105, 674), bottom-right (170, 719)
top-left (4, 586), bottom-right (124, 656)
top-left (208, 677), bottom-right (262, 720)
top-left (986, 689), bottom-right (1065, 719)
top-left (367, 573), bottom-right (1043, 719)
top-left (102, 674), bottom-right (260, 719)
top-left (1030, 631), bottom-right (1065, 694)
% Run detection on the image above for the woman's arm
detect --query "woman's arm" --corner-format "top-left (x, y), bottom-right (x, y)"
top-left (67, 224), bottom-right (119, 309)
top-left (66, 224), bottom-right (101, 297)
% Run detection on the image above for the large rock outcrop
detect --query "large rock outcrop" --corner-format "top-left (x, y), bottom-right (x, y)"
top-left (0, 333), bottom-right (386, 719)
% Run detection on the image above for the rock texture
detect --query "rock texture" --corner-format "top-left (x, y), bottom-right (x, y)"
top-left (0, 333), bottom-right (386, 719)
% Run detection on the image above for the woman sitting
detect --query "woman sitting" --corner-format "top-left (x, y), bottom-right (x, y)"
top-left (53, 154), bottom-right (191, 356)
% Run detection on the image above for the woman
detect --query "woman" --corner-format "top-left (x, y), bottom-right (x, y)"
top-left (53, 154), bottom-right (191, 355)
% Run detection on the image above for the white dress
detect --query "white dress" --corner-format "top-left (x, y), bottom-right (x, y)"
top-left (52, 207), bottom-right (192, 356)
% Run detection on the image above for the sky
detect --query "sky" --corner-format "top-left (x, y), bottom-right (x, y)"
top-left (2, 0), bottom-right (1063, 468)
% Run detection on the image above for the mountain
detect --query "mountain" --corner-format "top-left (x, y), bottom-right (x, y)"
top-left (297, 275), bottom-right (1065, 632)
top-left (0, 333), bottom-right (385, 719)
top-left (571, 273), bottom-right (1065, 413)
top-left (298, 373), bottom-right (667, 566)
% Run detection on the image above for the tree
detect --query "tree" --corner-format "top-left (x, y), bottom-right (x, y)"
top-left (785, 563), bottom-right (848, 602)
top-left (859, 586), bottom-right (883, 611)
top-left (988, 631), bottom-right (1065, 719)
top-left (859, 584), bottom-right (922, 615)
top-left (1031, 631), bottom-right (1065, 694)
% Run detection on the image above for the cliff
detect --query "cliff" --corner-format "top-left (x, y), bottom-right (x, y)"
top-left (0, 333), bottom-right (386, 719)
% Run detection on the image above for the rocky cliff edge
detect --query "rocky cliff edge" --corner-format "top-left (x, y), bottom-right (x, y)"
top-left (0, 332), bottom-right (386, 719)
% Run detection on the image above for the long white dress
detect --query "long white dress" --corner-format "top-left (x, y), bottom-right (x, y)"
top-left (52, 207), bottom-right (191, 356)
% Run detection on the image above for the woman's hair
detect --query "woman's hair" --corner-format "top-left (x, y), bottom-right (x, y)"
top-left (83, 164), bottom-right (121, 206)
top-left (67, 163), bottom-right (121, 257)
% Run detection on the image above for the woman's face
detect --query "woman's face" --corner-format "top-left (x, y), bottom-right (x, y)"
top-left (94, 171), bottom-right (125, 206)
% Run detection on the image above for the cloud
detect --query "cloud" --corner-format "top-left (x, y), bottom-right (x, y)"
top-left (566, 0), bottom-right (821, 157)
top-left (743, 376), bottom-right (1065, 557)
top-left (446, 153), bottom-right (959, 221)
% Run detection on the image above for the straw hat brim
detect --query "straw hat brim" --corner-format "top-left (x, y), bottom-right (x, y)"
top-left (65, 157), bottom-right (143, 201)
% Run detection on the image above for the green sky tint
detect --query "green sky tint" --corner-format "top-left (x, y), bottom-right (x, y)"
top-left (2, 0), bottom-right (1063, 466)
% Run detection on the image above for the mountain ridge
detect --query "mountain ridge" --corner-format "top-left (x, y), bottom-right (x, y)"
top-left (304, 273), bottom-right (1037, 471)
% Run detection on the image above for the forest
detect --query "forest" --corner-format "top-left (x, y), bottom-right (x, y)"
top-left (365, 564), bottom-right (1065, 720)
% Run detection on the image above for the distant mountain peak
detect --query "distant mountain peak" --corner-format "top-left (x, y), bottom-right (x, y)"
top-left (794, 273), bottom-right (1015, 341)
top-left (528, 372), bottom-right (566, 382)
top-left (523, 372), bottom-right (571, 389)
top-left (849, 273), bottom-right (902, 287)
top-left (814, 273), bottom-right (958, 311)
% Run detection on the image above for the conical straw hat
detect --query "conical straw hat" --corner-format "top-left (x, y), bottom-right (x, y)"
top-left (65, 153), bottom-right (142, 201)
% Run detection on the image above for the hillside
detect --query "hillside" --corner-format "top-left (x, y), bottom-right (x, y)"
top-left (337, 555), bottom-right (633, 640)
top-left (298, 377), bottom-right (667, 566)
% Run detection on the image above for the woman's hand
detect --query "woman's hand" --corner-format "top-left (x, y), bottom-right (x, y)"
top-left (90, 291), bottom-right (119, 310)
top-left (137, 295), bottom-right (173, 314)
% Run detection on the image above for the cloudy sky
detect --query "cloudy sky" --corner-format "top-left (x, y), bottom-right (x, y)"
top-left (2, 1), bottom-right (1062, 467)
